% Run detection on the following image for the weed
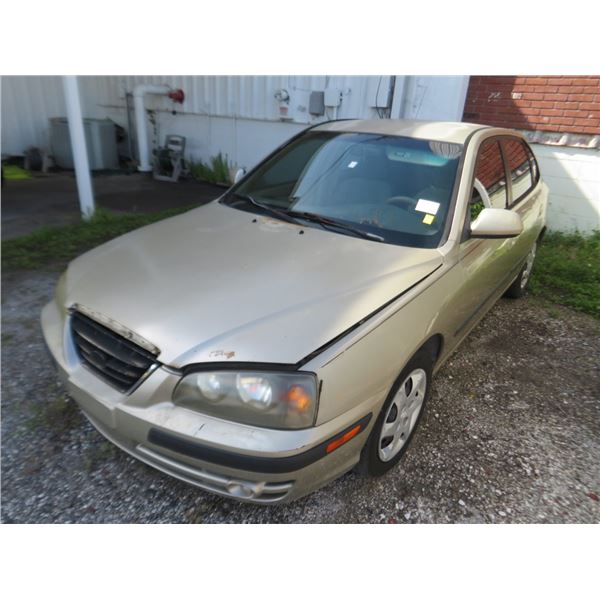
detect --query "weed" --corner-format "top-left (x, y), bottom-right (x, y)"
top-left (83, 440), bottom-right (119, 472)
top-left (27, 391), bottom-right (82, 439)
top-left (189, 152), bottom-right (231, 184)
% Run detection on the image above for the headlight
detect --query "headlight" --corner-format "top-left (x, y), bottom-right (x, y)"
top-left (173, 370), bottom-right (318, 429)
top-left (236, 374), bottom-right (273, 410)
top-left (195, 373), bottom-right (226, 402)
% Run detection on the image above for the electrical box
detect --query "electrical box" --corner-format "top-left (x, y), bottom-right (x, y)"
top-left (309, 91), bottom-right (325, 115)
top-left (324, 88), bottom-right (342, 107)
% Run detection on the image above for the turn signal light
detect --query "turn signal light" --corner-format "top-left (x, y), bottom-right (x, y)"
top-left (285, 385), bottom-right (312, 413)
top-left (326, 425), bottom-right (362, 454)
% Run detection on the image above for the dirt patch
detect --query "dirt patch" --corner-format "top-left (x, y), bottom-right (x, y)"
top-left (1, 269), bottom-right (599, 523)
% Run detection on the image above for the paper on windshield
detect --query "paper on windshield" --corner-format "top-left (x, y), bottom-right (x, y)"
top-left (415, 199), bottom-right (440, 215)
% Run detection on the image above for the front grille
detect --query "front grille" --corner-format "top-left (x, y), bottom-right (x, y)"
top-left (70, 311), bottom-right (158, 393)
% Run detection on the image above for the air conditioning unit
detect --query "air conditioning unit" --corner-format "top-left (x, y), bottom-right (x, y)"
top-left (50, 117), bottom-right (119, 170)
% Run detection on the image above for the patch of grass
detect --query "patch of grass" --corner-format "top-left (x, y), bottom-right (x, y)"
top-left (1, 206), bottom-right (192, 271)
top-left (189, 152), bottom-right (231, 184)
top-left (530, 231), bottom-right (600, 318)
top-left (27, 390), bottom-right (82, 439)
top-left (2, 164), bottom-right (31, 180)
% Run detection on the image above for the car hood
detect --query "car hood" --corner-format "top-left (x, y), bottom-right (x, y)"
top-left (64, 201), bottom-right (443, 367)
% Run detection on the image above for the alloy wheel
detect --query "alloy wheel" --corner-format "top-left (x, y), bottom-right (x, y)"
top-left (378, 368), bottom-right (427, 462)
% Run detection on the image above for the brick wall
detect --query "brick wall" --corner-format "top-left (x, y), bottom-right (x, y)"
top-left (463, 76), bottom-right (600, 136)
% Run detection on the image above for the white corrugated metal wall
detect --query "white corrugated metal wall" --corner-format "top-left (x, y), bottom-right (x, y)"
top-left (1, 75), bottom-right (469, 170)
top-left (1, 76), bottom-right (66, 154)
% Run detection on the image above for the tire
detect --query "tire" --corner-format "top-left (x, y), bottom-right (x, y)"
top-left (357, 349), bottom-right (433, 477)
top-left (504, 241), bottom-right (537, 299)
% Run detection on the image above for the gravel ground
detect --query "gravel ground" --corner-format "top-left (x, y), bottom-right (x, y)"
top-left (2, 269), bottom-right (599, 523)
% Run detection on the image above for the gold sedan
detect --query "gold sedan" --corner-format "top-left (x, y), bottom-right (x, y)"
top-left (41, 119), bottom-right (547, 503)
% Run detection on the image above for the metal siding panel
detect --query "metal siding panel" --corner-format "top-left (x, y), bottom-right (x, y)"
top-left (1, 75), bottom-right (66, 154)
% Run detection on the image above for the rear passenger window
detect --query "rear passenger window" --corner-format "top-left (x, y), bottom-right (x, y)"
top-left (503, 138), bottom-right (535, 204)
top-left (471, 139), bottom-right (508, 221)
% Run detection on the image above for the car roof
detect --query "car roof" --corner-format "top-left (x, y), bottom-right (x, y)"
top-left (312, 119), bottom-right (494, 145)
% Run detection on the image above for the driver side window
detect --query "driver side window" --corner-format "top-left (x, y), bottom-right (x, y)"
top-left (471, 139), bottom-right (508, 222)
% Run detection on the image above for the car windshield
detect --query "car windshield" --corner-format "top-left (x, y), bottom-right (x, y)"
top-left (224, 131), bottom-right (463, 248)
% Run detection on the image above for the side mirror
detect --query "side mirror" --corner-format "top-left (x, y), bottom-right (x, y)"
top-left (233, 168), bottom-right (246, 184)
top-left (470, 208), bottom-right (523, 239)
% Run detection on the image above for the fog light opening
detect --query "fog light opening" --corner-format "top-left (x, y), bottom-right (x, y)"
top-left (226, 482), bottom-right (253, 498)
top-left (226, 480), bottom-right (266, 499)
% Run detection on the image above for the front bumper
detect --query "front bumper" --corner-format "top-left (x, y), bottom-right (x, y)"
top-left (41, 300), bottom-right (377, 504)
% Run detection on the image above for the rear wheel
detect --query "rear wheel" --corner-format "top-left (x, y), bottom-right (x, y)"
top-left (358, 349), bottom-right (433, 476)
top-left (505, 242), bottom-right (537, 299)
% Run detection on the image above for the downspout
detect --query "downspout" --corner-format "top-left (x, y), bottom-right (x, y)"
top-left (133, 84), bottom-right (185, 172)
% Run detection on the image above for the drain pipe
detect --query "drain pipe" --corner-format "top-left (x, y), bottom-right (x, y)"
top-left (133, 84), bottom-right (184, 172)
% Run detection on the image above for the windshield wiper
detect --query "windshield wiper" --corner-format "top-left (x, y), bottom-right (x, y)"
top-left (229, 194), bottom-right (383, 241)
top-left (288, 211), bottom-right (385, 242)
top-left (230, 193), bottom-right (302, 226)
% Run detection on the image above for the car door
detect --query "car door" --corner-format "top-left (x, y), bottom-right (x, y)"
top-left (452, 136), bottom-right (518, 340)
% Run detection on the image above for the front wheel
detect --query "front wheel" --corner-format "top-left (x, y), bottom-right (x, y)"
top-left (504, 242), bottom-right (537, 299)
top-left (358, 349), bottom-right (433, 477)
